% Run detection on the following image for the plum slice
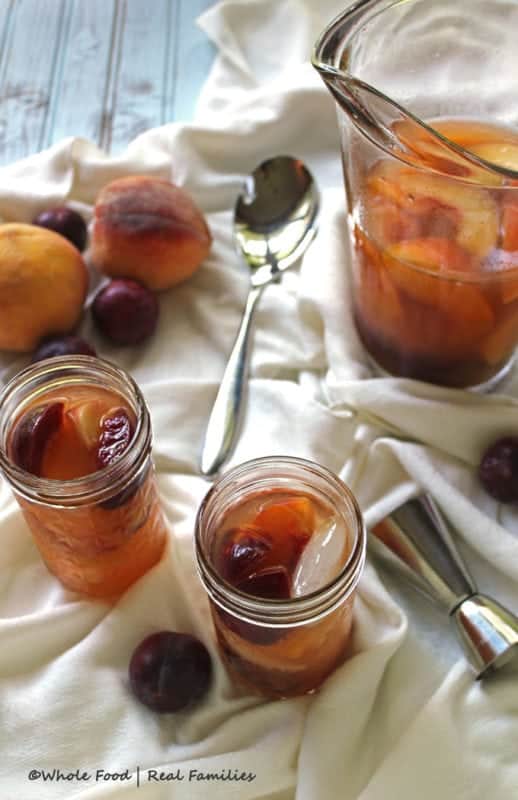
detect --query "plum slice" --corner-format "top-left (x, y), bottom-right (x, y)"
top-left (217, 524), bottom-right (272, 584)
top-left (9, 402), bottom-right (64, 476)
top-left (97, 407), bottom-right (134, 469)
top-left (236, 566), bottom-right (291, 600)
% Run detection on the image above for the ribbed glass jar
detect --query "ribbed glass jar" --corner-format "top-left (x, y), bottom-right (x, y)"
top-left (195, 456), bottom-right (366, 698)
top-left (0, 356), bottom-right (168, 598)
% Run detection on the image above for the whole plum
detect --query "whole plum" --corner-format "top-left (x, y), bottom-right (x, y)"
top-left (31, 335), bottom-right (96, 363)
top-left (479, 437), bottom-right (518, 503)
top-left (128, 631), bottom-right (212, 713)
top-left (92, 279), bottom-right (159, 346)
top-left (33, 206), bottom-right (88, 252)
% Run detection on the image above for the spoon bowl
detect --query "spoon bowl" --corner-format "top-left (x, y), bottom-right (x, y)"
top-left (200, 156), bottom-right (320, 477)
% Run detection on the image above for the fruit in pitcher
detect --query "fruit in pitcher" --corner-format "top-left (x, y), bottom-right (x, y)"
top-left (0, 224), bottom-right (88, 352)
top-left (92, 279), bottom-right (159, 345)
top-left (366, 161), bottom-right (499, 258)
top-left (32, 206), bottom-right (88, 252)
top-left (128, 631), bottom-right (212, 713)
top-left (383, 239), bottom-right (494, 341)
top-left (479, 437), bottom-right (518, 503)
top-left (91, 176), bottom-right (212, 290)
top-left (31, 335), bottom-right (96, 363)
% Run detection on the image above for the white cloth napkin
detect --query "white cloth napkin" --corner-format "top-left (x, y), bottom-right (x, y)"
top-left (1, 1), bottom-right (518, 798)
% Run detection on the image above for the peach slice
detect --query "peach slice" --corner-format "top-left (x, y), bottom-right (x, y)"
top-left (67, 400), bottom-right (104, 449)
top-left (432, 120), bottom-right (518, 148)
top-left (354, 227), bottom-right (405, 343)
top-left (392, 120), bottom-right (474, 178)
top-left (40, 412), bottom-right (99, 480)
top-left (367, 161), bottom-right (499, 258)
top-left (365, 188), bottom-right (459, 247)
top-left (383, 239), bottom-right (494, 339)
top-left (469, 142), bottom-right (518, 172)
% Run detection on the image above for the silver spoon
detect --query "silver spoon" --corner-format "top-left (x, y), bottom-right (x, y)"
top-left (200, 156), bottom-right (320, 477)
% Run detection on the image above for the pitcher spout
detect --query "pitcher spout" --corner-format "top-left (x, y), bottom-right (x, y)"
top-left (312, 2), bottom-right (518, 185)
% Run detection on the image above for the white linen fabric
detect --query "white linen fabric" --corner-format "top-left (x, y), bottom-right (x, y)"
top-left (1, 1), bottom-right (518, 798)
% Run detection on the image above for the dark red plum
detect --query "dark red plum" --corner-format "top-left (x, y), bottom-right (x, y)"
top-left (31, 335), bottom-right (96, 363)
top-left (479, 437), bottom-right (518, 503)
top-left (129, 631), bottom-right (212, 713)
top-left (33, 206), bottom-right (88, 252)
top-left (92, 279), bottom-right (159, 346)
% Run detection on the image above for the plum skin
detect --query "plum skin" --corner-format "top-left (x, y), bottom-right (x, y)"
top-left (92, 279), bottom-right (159, 346)
top-left (479, 437), bottom-right (518, 503)
top-left (31, 335), bottom-right (96, 363)
top-left (128, 631), bottom-right (212, 713)
top-left (33, 206), bottom-right (88, 252)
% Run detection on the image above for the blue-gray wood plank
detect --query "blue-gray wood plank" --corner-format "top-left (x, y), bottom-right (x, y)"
top-left (0, 0), bottom-right (215, 165)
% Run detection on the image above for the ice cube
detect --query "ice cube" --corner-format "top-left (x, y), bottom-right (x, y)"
top-left (291, 515), bottom-right (346, 597)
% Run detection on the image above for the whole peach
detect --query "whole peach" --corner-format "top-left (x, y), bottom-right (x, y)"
top-left (90, 176), bottom-right (212, 290)
top-left (0, 224), bottom-right (88, 352)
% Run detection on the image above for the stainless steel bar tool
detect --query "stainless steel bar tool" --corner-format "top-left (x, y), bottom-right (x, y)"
top-left (370, 494), bottom-right (518, 677)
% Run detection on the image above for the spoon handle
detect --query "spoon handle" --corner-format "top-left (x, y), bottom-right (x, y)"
top-left (200, 284), bottom-right (264, 477)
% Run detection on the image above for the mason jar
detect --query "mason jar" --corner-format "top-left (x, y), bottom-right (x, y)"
top-left (195, 456), bottom-right (366, 699)
top-left (0, 355), bottom-right (168, 598)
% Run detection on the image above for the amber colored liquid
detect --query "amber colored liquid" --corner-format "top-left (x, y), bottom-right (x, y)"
top-left (8, 384), bottom-right (167, 598)
top-left (209, 490), bottom-right (355, 698)
top-left (353, 119), bottom-right (518, 387)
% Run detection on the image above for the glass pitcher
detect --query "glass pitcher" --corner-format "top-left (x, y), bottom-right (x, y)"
top-left (313, 0), bottom-right (518, 389)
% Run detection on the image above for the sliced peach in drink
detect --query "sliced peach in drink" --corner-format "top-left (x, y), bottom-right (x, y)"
top-left (366, 161), bottom-right (499, 258)
top-left (432, 120), bottom-right (518, 148)
top-left (384, 239), bottom-right (494, 341)
top-left (469, 142), bottom-right (518, 172)
top-left (253, 499), bottom-right (313, 572)
top-left (353, 226), bottom-right (405, 344)
top-left (365, 186), bottom-right (459, 246)
top-left (392, 120), bottom-right (474, 178)
top-left (41, 411), bottom-right (99, 479)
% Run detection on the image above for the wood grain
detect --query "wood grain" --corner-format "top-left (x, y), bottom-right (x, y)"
top-left (0, 0), bottom-right (67, 162)
top-left (0, 0), bottom-right (215, 165)
top-left (46, 0), bottom-right (117, 148)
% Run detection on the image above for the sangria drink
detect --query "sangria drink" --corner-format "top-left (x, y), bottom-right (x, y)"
top-left (0, 356), bottom-right (167, 598)
top-left (352, 119), bottom-right (518, 388)
top-left (195, 457), bottom-right (365, 698)
top-left (313, 0), bottom-right (518, 389)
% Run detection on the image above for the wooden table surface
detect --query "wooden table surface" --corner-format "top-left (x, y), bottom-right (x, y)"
top-left (0, 0), bottom-right (215, 166)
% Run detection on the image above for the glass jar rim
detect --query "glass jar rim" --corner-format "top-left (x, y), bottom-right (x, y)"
top-left (195, 456), bottom-right (366, 627)
top-left (0, 355), bottom-right (151, 507)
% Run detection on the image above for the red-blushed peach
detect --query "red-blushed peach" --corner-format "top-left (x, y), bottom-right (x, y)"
top-left (90, 176), bottom-right (212, 290)
top-left (0, 223), bottom-right (88, 352)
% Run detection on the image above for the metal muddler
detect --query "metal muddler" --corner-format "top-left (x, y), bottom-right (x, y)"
top-left (370, 494), bottom-right (518, 678)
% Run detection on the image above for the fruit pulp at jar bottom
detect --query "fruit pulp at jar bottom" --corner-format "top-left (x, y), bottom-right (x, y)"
top-left (353, 118), bottom-right (518, 388)
top-left (209, 489), bottom-right (355, 698)
top-left (7, 384), bottom-right (167, 597)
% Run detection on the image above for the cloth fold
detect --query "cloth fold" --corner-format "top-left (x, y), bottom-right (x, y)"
top-left (0, 1), bottom-right (517, 798)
